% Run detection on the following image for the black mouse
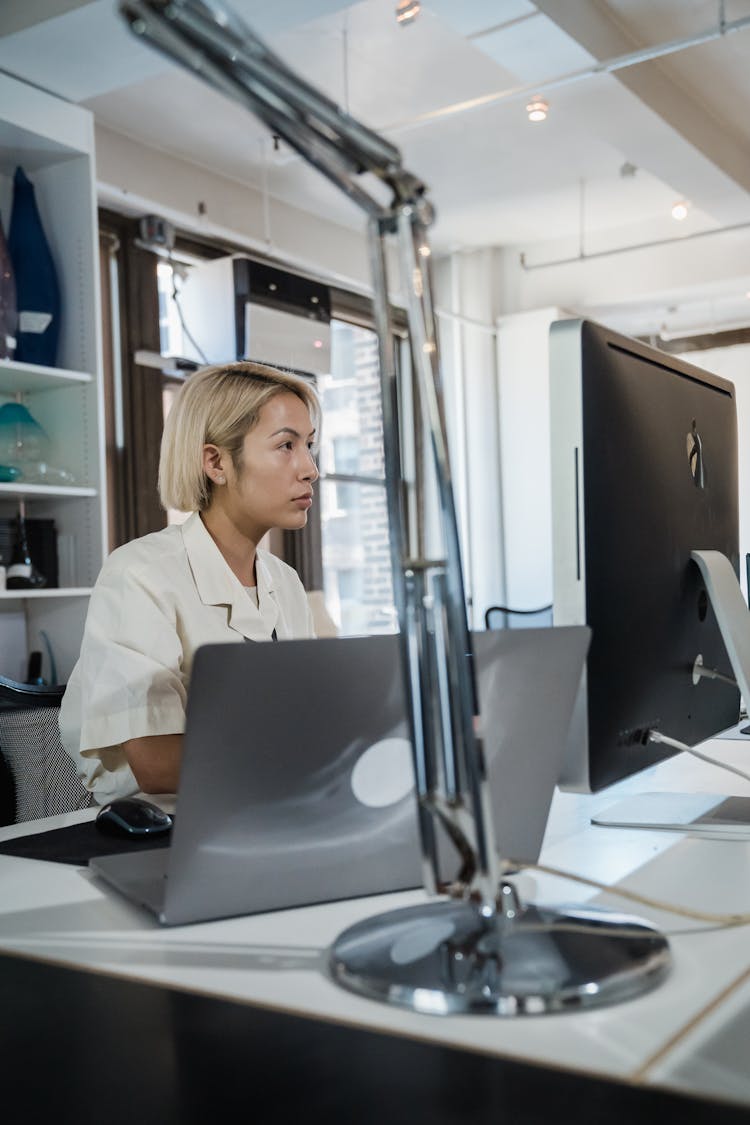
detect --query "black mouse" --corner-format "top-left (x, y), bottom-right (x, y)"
top-left (95, 797), bottom-right (173, 838)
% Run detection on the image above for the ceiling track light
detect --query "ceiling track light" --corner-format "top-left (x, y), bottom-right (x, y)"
top-left (526, 95), bottom-right (548, 122)
top-left (396, 1), bottom-right (420, 26)
top-left (671, 200), bottom-right (690, 221)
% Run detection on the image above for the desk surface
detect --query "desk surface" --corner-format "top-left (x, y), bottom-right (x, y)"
top-left (3, 732), bottom-right (750, 1116)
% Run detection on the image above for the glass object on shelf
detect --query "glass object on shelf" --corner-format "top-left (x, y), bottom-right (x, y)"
top-left (7, 166), bottom-right (61, 368)
top-left (0, 401), bottom-right (75, 484)
top-left (0, 211), bottom-right (17, 360)
top-left (6, 502), bottom-right (46, 589)
top-left (0, 465), bottom-right (21, 483)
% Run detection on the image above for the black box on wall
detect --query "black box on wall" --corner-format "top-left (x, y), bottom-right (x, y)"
top-left (0, 518), bottom-right (59, 588)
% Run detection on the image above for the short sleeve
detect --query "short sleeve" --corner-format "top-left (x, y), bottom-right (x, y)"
top-left (59, 561), bottom-right (188, 799)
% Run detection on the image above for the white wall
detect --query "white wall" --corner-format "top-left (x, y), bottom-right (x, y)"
top-left (494, 228), bottom-right (750, 319)
top-left (495, 307), bottom-right (564, 611)
top-left (434, 251), bottom-right (505, 628)
top-left (436, 237), bottom-right (750, 624)
top-left (0, 607), bottom-right (26, 683)
top-left (95, 125), bottom-right (379, 293)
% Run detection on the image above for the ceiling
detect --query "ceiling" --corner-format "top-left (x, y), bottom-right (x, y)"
top-left (2, 0), bottom-right (750, 331)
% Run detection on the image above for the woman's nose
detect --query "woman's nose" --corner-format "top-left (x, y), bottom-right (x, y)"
top-left (301, 450), bottom-right (319, 481)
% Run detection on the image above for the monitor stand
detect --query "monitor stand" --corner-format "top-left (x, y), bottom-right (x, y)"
top-left (592, 550), bottom-right (750, 837)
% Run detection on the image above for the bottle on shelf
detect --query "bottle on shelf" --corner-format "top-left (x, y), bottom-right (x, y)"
top-left (6, 501), bottom-right (46, 589)
top-left (0, 211), bottom-right (17, 361)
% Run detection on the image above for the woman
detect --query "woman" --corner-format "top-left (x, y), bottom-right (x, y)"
top-left (60, 360), bottom-right (319, 805)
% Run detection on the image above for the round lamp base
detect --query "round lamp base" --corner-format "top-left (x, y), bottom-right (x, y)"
top-left (330, 898), bottom-right (671, 1016)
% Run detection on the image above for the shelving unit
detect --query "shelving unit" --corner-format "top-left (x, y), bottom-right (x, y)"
top-left (0, 73), bottom-right (107, 684)
top-left (0, 484), bottom-right (98, 500)
top-left (0, 588), bottom-right (92, 601)
top-left (0, 360), bottom-right (93, 393)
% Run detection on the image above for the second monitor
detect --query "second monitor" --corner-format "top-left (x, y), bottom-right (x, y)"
top-left (549, 318), bottom-right (741, 795)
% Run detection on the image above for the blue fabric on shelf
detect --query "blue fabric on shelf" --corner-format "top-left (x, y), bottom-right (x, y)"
top-left (7, 166), bottom-right (61, 367)
top-left (0, 209), bottom-right (17, 360)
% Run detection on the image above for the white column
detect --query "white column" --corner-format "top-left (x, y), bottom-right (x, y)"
top-left (435, 250), bottom-right (505, 629)
top-left (495, 306), bottom-right (566, 611)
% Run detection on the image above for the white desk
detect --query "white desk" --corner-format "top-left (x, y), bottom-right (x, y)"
top-left (2, 733), bottom-right (750, 1112)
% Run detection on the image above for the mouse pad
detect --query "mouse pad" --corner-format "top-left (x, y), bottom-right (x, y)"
top-left (0, 820), bottom-right (173, 867)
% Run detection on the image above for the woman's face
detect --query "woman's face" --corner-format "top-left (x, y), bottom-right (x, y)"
top-left (209, 391), bottom-right (319, 540)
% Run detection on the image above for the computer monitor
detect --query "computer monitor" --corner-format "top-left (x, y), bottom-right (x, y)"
top-left (550, 318), bottom-right (741, 794)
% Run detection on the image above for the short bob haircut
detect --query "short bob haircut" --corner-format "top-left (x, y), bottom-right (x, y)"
top-left (158, 360), bottom-right (320, 513)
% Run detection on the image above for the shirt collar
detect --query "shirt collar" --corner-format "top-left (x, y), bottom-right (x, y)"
top-left (181, 511), bottom-right (279, 639)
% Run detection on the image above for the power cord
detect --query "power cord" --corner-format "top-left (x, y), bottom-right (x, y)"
top-left (503, 857), bottom-right (750, 932)
top-left (169, 255), bottom-right (210, 365)
top-left (496, 721), bottom-right (750, 937)
top-left (648, 728), bottom-right (750, 785)
top-left (692, 657), bottom-right (739, 690)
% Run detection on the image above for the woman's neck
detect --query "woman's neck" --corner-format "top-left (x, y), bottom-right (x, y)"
top-left (200, 506), bottom-right (263, 587)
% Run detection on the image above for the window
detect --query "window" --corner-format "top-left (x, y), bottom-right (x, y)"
top-left (318, 321), bottom-right (396, 636)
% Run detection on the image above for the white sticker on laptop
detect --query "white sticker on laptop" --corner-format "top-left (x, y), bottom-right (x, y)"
top-left (350, 737), bottom-right (414, 808)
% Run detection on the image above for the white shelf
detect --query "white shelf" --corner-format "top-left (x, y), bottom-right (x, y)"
top-left (0, 74), bottom-right (106, 684)
top-left (0, 360), bottom-right (93, 395)
top-left (0, 483), bottom-right (97, 500)
top-left (0, 587), bottom-right (92, 600)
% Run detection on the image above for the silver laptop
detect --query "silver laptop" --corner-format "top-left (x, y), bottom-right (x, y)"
top-left (91, 627), bottom-right (589, 925)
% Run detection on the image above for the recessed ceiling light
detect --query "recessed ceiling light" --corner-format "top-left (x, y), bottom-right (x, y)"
top-left (671, 200), bottom-right (689, 221)
top-left (396, 1), bottom-right (420, 24)
top-left (526, 96), bottom-right (548, 123)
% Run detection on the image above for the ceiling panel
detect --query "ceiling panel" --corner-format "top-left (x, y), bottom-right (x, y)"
top-left (1, 0), bottom-right (749, 279)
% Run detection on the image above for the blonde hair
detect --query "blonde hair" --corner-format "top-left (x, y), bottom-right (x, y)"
top-left (158, 360), bottom-right (320, 513)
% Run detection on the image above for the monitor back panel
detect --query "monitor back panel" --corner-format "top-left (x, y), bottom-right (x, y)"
top-left (551, 319), bottom-right (740, 792)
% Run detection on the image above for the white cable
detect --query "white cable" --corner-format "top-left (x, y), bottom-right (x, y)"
top-left (648, 729), bottom-right (750, 785)
top-left (488, 725), bottom-right (750, 935)
top-left (169, 256), bottom-right (210, 365)
top-left (505, 859), bottom-right (750, 927)
top-left (693, 661), bottom-right (738, 689)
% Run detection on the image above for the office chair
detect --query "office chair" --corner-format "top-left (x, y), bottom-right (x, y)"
top-left (0, 675), bottom-right (93, 826)
top-left (484, 603), bottom-right (553, 631)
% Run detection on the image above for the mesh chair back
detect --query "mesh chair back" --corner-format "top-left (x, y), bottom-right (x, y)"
top-left (0, 677), bottom-right (93, 824)
top-left (484, 604), bottom-right (553, 631)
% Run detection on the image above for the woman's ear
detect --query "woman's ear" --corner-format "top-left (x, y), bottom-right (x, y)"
top-left (202, 444), bottom-right (228, 486)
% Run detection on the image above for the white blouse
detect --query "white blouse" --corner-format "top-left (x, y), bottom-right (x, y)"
top-left (59, 512), bottom-right (315, 804)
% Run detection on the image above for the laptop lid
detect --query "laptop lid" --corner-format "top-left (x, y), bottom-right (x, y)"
top-left (93, 626), bottom-right (588, 926)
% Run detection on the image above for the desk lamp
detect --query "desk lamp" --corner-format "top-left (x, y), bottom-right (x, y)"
top-left (121, 0), bottom-right (670, 1015)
